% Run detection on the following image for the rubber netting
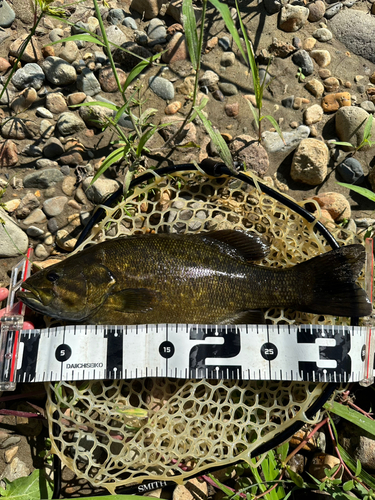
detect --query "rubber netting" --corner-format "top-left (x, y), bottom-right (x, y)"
top-left (46, 171), bottom-right (359, 492)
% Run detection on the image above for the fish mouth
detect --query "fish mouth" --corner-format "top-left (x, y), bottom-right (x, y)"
top-left (17, 283), bottom-right (47, 310)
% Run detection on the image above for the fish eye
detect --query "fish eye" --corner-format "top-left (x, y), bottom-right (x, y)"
top-left (46, 271), bottom-right (59, 283)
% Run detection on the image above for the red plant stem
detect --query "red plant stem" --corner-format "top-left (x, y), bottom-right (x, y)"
top-left (254, 472), bottom-right (284, 500)
top-left (347, 401), bottom-right (374, 420)
top-left (201, 475), bottom-right (247, 498)
top-left (0, 409), bottom-right (45, 418)
top-left (285, 417), bottom-right (329, 464)
top-left (0, 391), bottom-right (46, 402)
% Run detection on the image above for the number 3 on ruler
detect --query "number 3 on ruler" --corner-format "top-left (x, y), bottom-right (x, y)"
top-left (188, 327), bottom-right (241, 377)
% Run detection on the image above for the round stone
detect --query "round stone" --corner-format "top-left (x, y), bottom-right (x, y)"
top-left (56, 112), bottom-right (86, 136)
top-left (337, 157), bottom-right (364, 183)
top-left (11, 63), bottom-right (45, 90)
top-left (149, 76), bottom-right (174, 100)
top-left (308, 1), bottom-right (325, 22)
top-left (42, 56), bottom-right (77, 86)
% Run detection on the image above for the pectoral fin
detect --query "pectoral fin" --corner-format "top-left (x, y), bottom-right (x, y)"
top-left (105, 288), bottom-right (157, 313)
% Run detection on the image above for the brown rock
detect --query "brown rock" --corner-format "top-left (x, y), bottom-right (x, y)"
top-left (46, 92), bottom-right (67, 114)
top-left (244, 94), bottom-right (257, 107)
top-left (303, 37), bottom-right (316, 51)
top-left (312, 192), bottom-right (351, 222)
top-left (4, 446), bottom-right (18, 464)
top-left (230, 135), bottom-right (269, 177)
top-left (225, 102), bottom-right (239, 117)
top-left (162, 33), bottom-right (189, 64)
top-left (59, 152), bottom-right (83, 165)
top-left (293, 97), bottom-right (303, 109)
top-left (165, 101), bottom-right (182, 115)
top-left (268, 39), bottom-right (296, 58)
top-left (304, 104), bottom-right (323, 125)
top-left (172, 478), bottom-right (208, 500)
top-left (291, 138), bottom-right (328, 185)
top-left (318, 68), bottom-right (331, 79)
top-left (279, 4), bottom-right (309, 32)
top-left (305, 79), bottom-right (324, 98)
top-left (371, 73), bottom-right (375, 85)
top-left (9, 35), bottom-right (42, 63)
top-left (309, 454), bottom-right (342, 481)
top-left (42, 46), bottom-right (55, 58)
top-left (62, 176), bottom-right (76, 197)
top-left (167, 23), bottom-right (184, 36)
top-left (323, 77), bottom-right (340, 92)
top-left (308, 0), bottom-right (325, 22)
top-left (311, 49), bottom-right (331, 67)
top-left (0, 57), bottom-right (11, 72)
top-left (205, 36), bottom-right (218, 53)
top-left (10, 88), bottom-right (37, 113)
top-left (130, 0), bottom-right (168, 19)
top-left (67, 92), bottom-right (86, 106)
top-left (367, 87), bottom-right (375, 103)
top-left (0, 140), bottom-right (18, 167)
top-left (98, 66), bottom-right (127, 93)
top-left (321, 92), bottom-right (351, 113)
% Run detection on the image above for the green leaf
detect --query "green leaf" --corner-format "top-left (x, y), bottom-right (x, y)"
top-left (90, 147), bottom-right (129, 184)
top-left (331, 141), bottom-right (354, 148)
top-left (136, 125), bottom-right (158, 157)
top-left (209, 0), bottom-right (247, 64)
top-left (245, 98), bottom-right (259, 128)
top-left (355, 459), bottom-right (362, 477)
top-left (343, 480), bottom-right (354, 491)
top-left (208, 474), bottom-right (236, 496)
top-left (262, 115), bottom-right (285, 144)
top-left (363, 114), bottom-right (374, 142)
top-left (46, 34), bottom-right (105, 46)
top-left (325, 401), bottom-right (375, 437)
top-left (0, 469), bottom-right (53, 499)
top-left (276, 441), bottom-right (289, 462)
top-left (195, 106), bottom-right (234, 172)
top-left (113, 101), bottom-right (131, 125)
top-left (336, 182), bottom-right (375, 203)
top-left (122, 53), bottom-right (160, 92)
top-left (182, 0), bottom-right (198, 68)
top-left (338, 444), bottom-right (375, 490)
top-left (70, 100), bottom-right (118, 112)
top-left (286, 466), bottom-right (304, 488)
top-left (139, 108), bottom-right (158, 124)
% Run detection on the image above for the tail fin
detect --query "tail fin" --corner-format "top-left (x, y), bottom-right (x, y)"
top-left (294, 244), bottom-right (372, 317)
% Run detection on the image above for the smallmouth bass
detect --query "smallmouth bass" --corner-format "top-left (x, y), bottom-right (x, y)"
top-left (18, 230), bottom-right (372, 324)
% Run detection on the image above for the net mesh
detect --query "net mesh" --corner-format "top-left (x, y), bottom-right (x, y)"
top-left (46, 171), bottom-right (359, 492)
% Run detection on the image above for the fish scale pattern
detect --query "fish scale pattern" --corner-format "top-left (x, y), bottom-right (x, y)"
top-left (46, 171), bottom-right (360, 492)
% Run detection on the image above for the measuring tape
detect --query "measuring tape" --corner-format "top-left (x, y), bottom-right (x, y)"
top-left (1, 250), bottom-right (374, 391)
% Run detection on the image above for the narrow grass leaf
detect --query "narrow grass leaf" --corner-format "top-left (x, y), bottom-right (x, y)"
top-left (262, 115), bottom-right (285, 143)
top-left (113, 102), bottom-right (131, 125)
top-left (122, 54), bottom-right (160, 91)
top-left (338, 444), bottom-right (375, 490)
top-left (244, 98), bottom-right (259, 128)
top-left (324, 400), bottom-right (375, 436)
top-left (286, 467), bottom-right (304, 488)
top-left (331, 141), bottom-right (354, 147)
top-left (276, 442), bottom-right (289, 462)
top-left (139, 108), bottom-right (158, 124)
top-left (209, 0), bottom-right (247, 63)
top-left (70, 101), bottom-right (118, 112)
top-left (195, 107), bottom-right (234, 171)
top-left (182, 0), bottom-right (198, 68)
top-left (136, 126), bottom-right (158, 157)
top-left (91, 147), bottom-right (128, 184)
top-left (208, 475), bottom-right (236, 496)
top-left (363, 114), bottom-right (374, 141)
top-left (336, 182), bottom-right (375, 203)
top-left (46, 34), bottom-right (104, 46)
top-left (355, 459), bottom-right (362, 477)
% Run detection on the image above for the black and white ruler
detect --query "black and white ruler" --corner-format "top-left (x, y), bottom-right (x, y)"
top-left (2, 323), bottom-right (373, 386)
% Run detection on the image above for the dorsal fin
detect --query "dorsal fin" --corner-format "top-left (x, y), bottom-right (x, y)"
top-left (205, 230), bottom-right (270, 261)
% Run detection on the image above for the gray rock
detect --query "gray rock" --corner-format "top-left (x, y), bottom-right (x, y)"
top-left (23, 208), bottom-right (47, 225)
top-left (23, 169), bottom-right (64, 188)
top-left (95, 51), bottom-right (107, 64)
top-left (337, 157), bottom-right (364, 183)
top-left (76, 68), bottom-right (101, 96)
top-left (324, 2), bottom-right (343, 19)
top-left (113, 41), bottom-right (153, 69)
top-left (0, 457), bottom-right (30, 482)
top-left (43, 196), bottom-right (68, 217)
top-left (47, 218), bottom-right (59, 234)
top-left (79, 95), bottom-right (113, 128)
top-left (105, 25), bottom-right (127, 52)
top-left (123, 17), bottom-right (138, 29)
top-left (218, 82), bottom-right (238, 95)
top-left (148, 18), bottom-right (166, 40)
top-left (22, 144), bottom-right (43, 157)
top-left (1, 118), bottom-right (30, 140)
top-left (107, 8), bottom-right (126, 25)
top-left (0, 0), bottom-right (15, 28)
top-left (199, 70), bottom-right (219, 87)
top-left (26, 226), bottom-right (45, 237)
top-left (218, 36), bottom-right (231, 51)
top-left (56, 112), bottom-right (86, 136)
top-left (149, 76), bottom-right (174, 100)
top-left (71, 21), bottom-right (89, 35)
top-left (263, 0), bottom-right (282, 14)
top-left (134, 30), bottom-right (148, 45)
top-left (360, 101), bottom-right (375, 113)
top-left (59, 41), bottom-right (79, 64)
top-left (42, 56), bottom-right (77, 86)
top-left (335, 107), bottom-right (375, 150)
top-left (262, 125), bottom-right (310, 153)
top-left (11, 63), bottom-right (45, 90)
top-left (282, 96), bottom-right (295, 108)
top-left (331, 10), bottom-right (375, 63)
top-left (0, 84), bottom-right (13, 105)
top-left (94, 95), bottom-right (134, 128)
top-left (36, 159), bottom-right (59, 169)
top-left (279, 4), bottom-right (309, 32)
top-left (0, 436), bottom-right (21, 449)
top-left (40, 120), bottom-right (55, 140)
top-left (221, 52), bottom-right (235, 67)
top-left (34, 244), bottom-right (49, 258)
top-left (36, 107), bottom-right (54, 119)
top-left (83, 176), bottom-right (121, 204)
top-left (0, 209), bottom-right (28, 257)
top-left (313, 28), bottom-right (333, 42)
top-left (339, 422), bottom-right (375, 472)
top-left (15, 193), bottom-right (40, 219)
top-left (292, 50), bottom-right (314, 76)
top-left (43, 138), bottom-right (64, 158)
top-left (49, 28), bottom-right (64, 43)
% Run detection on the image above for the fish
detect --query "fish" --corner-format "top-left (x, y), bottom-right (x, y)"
top-left (17, 230), bottom-right (372, 324)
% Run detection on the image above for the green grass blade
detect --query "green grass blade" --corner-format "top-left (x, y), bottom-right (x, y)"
top-left (338, 444), bottom-right (375, 490)
top-left (262, 115), bottom-right (285, 143)
top-left (336, 182), bottom-right (375, 203)
top-left (46, 34), bottom-right (105, 46)
top-left (324, 400), bottom-right (375, 436)
top-left (136, 125), bottom-right (158, 157)
top-left (122, 53), bottom-right (160, 92)
top-left (363, 114), bottom-right (374, 141)
top-left (90, 147), bottom-right (128, 184)
top-left (331, 141), bottom-right (355, 148)
top-left (244, 98), bottom-right (259, 128)
top-left (182, 0), bottom-right (198, 68)
top-left (113, 101), bottom-right (131, 125)
top-left (195, 106), bottom-right (235, 172)
top-left (70, 101), bottom-right (118, 112)
top-left (209, 0), bottom-right (247, 63)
